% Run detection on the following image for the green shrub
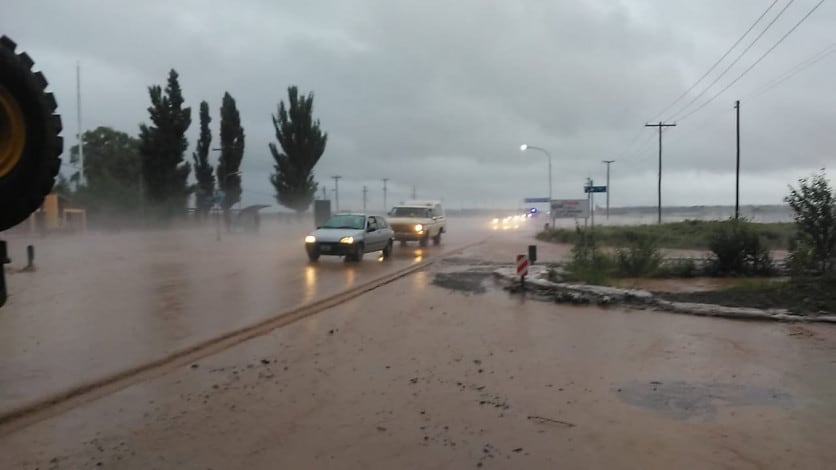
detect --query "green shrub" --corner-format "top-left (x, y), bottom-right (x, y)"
top-left (785, 170), bottom-right (836, 274)
top-left (565, 227), bottom-right (615, 284)
top-left (706, 218), bottom-right (774, 276)
top-left (614, 235), bottom-right (663, 277)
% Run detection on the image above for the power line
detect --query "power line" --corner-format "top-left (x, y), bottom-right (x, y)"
top-left (620, 131), bottom-right (657, 162)
top-left (617, 2), bottom-right (780, 162)
top-left (615, 128), bottom-right (647, 160)
top-left (747, 41), bottom-right (836, 99)
top-left (678, 0), bottom-right (827, 121)
top-left (649, 0), bottom-right (780, 122)
top-left (668, 0), bottom-right (798, 121)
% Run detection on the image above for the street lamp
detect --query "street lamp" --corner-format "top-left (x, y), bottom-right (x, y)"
top-left (382, 178), bottom-right (389, 213)
top-left (332, 175), bottom-right (342, 212)
top-left (520, 144), bottom-right (553, 226)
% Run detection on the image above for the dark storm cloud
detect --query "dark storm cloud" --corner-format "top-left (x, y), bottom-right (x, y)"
top-left (4, 0), bottom-right (834, 209)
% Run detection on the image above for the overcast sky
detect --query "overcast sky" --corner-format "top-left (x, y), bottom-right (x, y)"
top-left (5, 0), bottom-right (835, 211)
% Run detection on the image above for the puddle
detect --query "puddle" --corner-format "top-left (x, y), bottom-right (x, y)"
top-left (431, 271), bottom-right (495, 294)
top-left (616, 380), bottom-right (792, 419)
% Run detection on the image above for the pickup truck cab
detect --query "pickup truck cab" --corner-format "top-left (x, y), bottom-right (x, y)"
top-left (387, 200), bottom-right (447, 247)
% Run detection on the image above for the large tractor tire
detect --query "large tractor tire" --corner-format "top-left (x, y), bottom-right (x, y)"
top-left (0, 35), bottom-right (62, 231)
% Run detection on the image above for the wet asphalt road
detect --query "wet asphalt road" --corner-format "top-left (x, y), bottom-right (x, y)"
top-left (0, 233), bottom-right (834, 469)
top-left (0, 217), bottom-right (526, 416)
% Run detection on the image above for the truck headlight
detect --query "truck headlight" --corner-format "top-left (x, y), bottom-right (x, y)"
top-left (339, 236), bottom-right (354, 244)
top-left (305, 235), bottom-right (316, 244)
top-left (414, 224), bottom-right (423, 232)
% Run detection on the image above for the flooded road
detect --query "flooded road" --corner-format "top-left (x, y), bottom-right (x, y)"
top-left (1, 226), bottom-right (834, 469)
top-left (0, 217), bottom-right (508, 416)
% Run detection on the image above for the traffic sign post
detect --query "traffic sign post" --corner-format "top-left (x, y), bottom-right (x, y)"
top-left (583, 179), bottom-right (604, 227)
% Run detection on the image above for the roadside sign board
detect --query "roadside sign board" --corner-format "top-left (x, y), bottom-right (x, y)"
top-left (516, 254), bottom-right (529, 277)
top-left (584, 186), bottom-right (607, 193)
top-left (550, 199), bottom-right (589, 219)
top-left (584, 185), bottom-right (607, 193)
top-left (524, 197), bottom-right (550, 203)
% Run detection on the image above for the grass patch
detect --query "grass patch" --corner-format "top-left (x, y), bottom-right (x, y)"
top-left (658, 276), bottom-right (836, 315)
top-left (537, 220), bottom-right (794, 250)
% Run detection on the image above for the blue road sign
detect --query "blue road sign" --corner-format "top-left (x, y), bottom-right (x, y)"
top-left (584, 186), bottom-right (607, 193)
top-left (524, 197), bottom-right (550, 203)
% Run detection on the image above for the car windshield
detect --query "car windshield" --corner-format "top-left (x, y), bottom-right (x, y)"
top-left (321, 214), bottom-right (366, 230)
top-left (390, 207), bottom-right (430, 218)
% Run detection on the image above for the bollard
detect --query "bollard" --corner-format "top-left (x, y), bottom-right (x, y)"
top-left (25, 245), bottom-right (35, 271)
top-left (528, 245), bottom-right (537, 265)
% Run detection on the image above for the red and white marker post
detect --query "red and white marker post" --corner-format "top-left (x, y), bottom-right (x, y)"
top-left (516, 254), bottom-right (529, 289)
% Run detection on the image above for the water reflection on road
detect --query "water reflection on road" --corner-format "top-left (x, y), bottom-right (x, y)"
top-left (0, 218), bottom-right (492, 415)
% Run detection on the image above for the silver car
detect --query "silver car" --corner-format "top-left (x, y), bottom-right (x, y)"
top-left (304, 213), bottom-right (394, 262)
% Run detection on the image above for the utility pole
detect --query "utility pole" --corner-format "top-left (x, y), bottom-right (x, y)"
top-left (76, 61), bottom-right (84, 187)
top-left (735, 100), bottom-right (741, 220)
top-left (645, 121), bottom-right (676, 224)
top-left (362, 185), bottom-right (368, 211)
top-left (321, 186), bottom-right (326, 200)
top-left (332, 175), bottom-right (342, 212)
top-left (602, 160), bottom-right (614, 220)
top-left (382, 178), bottom-right (389, 212)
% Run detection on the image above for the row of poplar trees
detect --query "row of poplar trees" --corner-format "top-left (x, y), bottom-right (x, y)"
top-left (63, 69), bottom-right (327, 224)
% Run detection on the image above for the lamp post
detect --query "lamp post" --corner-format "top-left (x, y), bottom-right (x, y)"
top-left (332, 175), bottom-right (342, 212)
top-left (382, 178), bottom-right (389, 213)
top-left (520, 144), bottom-right (553, 227)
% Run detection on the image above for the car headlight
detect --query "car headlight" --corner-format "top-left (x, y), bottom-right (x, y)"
top-left (414, 224), bottom-right (423, 232)
top-left (492, 218), bottom-right (499, 224)
top-left (305, 235), bottom-right (316, 244)
top-left (339, 236), bottom-right (354, 244)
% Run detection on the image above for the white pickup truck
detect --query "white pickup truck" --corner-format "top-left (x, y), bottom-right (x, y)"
top-left (387, 200), bottom-right (447, 247)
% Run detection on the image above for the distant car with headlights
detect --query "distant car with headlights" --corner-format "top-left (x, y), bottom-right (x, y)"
top-left (387, 200), bottom-right (446, 247)
top-left (491, 214), bottom-right (529, 230)
top-left (304, 213), bottom-right (394, 262)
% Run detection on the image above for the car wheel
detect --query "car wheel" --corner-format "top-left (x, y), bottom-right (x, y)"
top-left (382, 239), bottom-right (393, 259)
top-left (419, 233), bottom-right (429, 247)
top-left (307, 248), bottom-right (320, 262)
top-left (399, 240), bottom-right (407, 248)
top-left (346, 243), bottom-right (363, 262)
top-left (433, 231), bottom-right (442, 245)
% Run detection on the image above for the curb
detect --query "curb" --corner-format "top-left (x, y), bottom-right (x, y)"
top-left (493, 266), bottom-right (836, 324)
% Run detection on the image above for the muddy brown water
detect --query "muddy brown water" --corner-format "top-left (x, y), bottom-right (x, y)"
top-left (2, 250), bottom-right (835, 468)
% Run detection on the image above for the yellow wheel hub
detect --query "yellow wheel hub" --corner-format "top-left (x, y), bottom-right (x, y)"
top-left (0, 84), bottom-right (26, 178)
